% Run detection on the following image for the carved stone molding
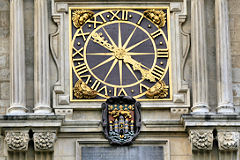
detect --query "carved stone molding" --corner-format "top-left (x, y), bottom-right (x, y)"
top-left (33, 132), bottom-right (56, 152)
top-left (189, 130), bottom-right (213, 150)
top-left (218, 132), bottom-right (239, 151)
top-left (5, 131), bottom-right (29, 151)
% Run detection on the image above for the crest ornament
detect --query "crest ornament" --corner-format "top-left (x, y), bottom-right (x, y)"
top-left (73, 79), bottom-right (97, 99)
top-left (189, 130), bottom-right (213, 150)
top-left (144, 9), bottom-right (166, 28)
top-left (102, 96), bottom-right (141, 145)
top-left (218, 132), bottom-right (239, 151)
top-left (146, 80), bottom-right (169, 99)
top-left (72, 10), bottom-right (94, 28)
top-left (5, 131), bottom-right (29, 151)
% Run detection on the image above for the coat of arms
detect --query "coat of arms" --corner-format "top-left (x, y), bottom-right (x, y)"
top-left (102, 96), bottom-right (141, 145)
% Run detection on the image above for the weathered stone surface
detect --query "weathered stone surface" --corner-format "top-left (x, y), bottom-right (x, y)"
top-left (0, 82), bottom-right (9, 100)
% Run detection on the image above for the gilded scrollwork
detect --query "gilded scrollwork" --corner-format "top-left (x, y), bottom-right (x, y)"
top-left (218, 132), bottom-right (239, 151)
top-left (33, 132), bottom-right (56, 152)
top-left (146, 80), bottom-right (169, 99)
top-left (5, 131), bottom-right (29, 151)
top-left (144, 9), bottom-right (166, 28)
top-left (189, 130), bottom-right (213, 150)
top-left (73, 79), bottom-right (97, 99)
top-left (72, 10), bottom-right (94, 28)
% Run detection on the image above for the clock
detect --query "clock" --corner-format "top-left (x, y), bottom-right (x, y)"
top-left (70, 8), bottom-right (171, 101)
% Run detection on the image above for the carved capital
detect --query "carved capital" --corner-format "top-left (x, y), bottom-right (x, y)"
top-left (5, 131), bottom-right (29, 151)
top-left (189, 130), bottom-right (213, 150)
top-left (33, 132), bottom-right (56, 152)
top-left (218, 132), bottom-right (239, 151)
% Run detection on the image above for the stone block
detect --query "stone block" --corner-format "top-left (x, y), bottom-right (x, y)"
top-left (0, 1), bottom-right (9, 11)
top-left (0, 68), bottom-right (9, 81)
top-left (170, 137), bottom-right (192, 156)
top-left (171, 156), bottom-right (192, 160)
top-left (232, 56), bottom-right (240, 68)
top-left (232, 68), bottom-right (240, 82)
top-left (233, 83), bottom-right (240, 97)
top-left (0, 11), bottom-right (9, 28)
top-left (0, 82), bottom-right (9, 100)
top-left (0, 55), bottom-right (7, 68)
top-left (55, 139), bottom-right (75, 156)
top-left (231, 41), bottom-right (240, 55)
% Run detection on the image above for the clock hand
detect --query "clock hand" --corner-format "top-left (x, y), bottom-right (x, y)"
top-left (91, 32), bottom-right (115, 52)
top-left (123, 55), bottom-right (156, 82)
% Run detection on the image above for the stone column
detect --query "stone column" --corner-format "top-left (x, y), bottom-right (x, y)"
top-left (189, 130), bottom-right (213, 160)
top-left (34, 0), bottom-right (52, 114)
top-left (191, 0), bottom-right (209, 113)
top-left (215, 0), bottom-right (235, 113)
top-left (8, 0), bottom-right (27, 114)
top-left (217, 131), bottom-right (239, 160)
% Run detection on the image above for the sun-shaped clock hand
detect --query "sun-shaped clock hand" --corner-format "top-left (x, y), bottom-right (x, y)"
top-left (91, 32), bottom-right (116, 52)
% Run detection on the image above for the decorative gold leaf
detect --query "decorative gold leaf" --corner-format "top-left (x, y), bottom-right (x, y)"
top-left (144, 9), bottom-right (166, 28)
top-left (72, 10), bottom-right (94, 28)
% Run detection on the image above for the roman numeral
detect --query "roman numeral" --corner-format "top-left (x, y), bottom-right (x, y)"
top-left (140, 83), bottom-right (149, 93)
top-left (72, 47), bottom-right (83, 57)
top-left (88, 15), bottom-right (107, 28)
top-left (157, 49), bottom-right (169, 58)
top-left (137, 15), bottom-right (144, 25)
top-left (80, 75), bottom-right (91, 84)
top-left (113, 87), bottom-right (128, 96)
top-left (98, 85), bottom-right (108, 96)
top-left (110, 10), bottom-right (121, 20)
top-left (151, 65), bottom-right (165, 79)
top-left (151, 30), bottom-right (162, 39)
top-left (75, 62), bottom-right (88, 75)
top-left (91, 80), bottom-right (101, 90)
top-left (91, 80), bottom-right (108, 96)
top-left (76, 29), bottom-right (90, 41)
top-left (122, 10), bottom-right (129, 20)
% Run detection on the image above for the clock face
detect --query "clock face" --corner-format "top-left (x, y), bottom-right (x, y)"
top-left (70, 8), bottom-right (171, 101)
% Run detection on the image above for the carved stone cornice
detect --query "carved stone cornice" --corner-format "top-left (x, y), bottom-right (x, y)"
top-left (33, 132), bottom-right (56, 152)
top-left (5, 131), bottom-right (29, 151)
top-left (218, 132), bottom-right (239, 151)
top-left (189, 130), bottom-right (213, 151)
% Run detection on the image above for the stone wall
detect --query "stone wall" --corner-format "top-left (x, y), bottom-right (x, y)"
top-left (0, 0), bottom-right (10, 114)
top-left (229, 0), bottom-right (240, 110)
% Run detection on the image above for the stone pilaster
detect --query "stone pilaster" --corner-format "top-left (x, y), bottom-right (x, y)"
top-left (8, 0), bottom-right (27, 114)
top-left (191, 0), bottom-right (209, 113)
top-left (215, 0), bottom-right (235, 113)
top-left (217, 131), bottom-right (239, 160)
top-left (34, 0), bottom-right (52, 114)
top-left (189, 130), bottom-right (213, 160)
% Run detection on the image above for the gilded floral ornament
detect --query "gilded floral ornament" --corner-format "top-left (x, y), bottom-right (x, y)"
top-left (73, 79), bottom-right (97, 99)
top-left (33, 132), bottom-right (56, 152)
top-left (72, 10), bottom-right (94, 28)
top-left (5, 131), bottom-right (29, 151)
top-left (146, 80), bottom-right (169, 99)
top-left (218, 132), bottom-right (239, 151)
top-left (189, 130), bottom-right (213, 150)
top-left (144, 9), bottom-right (166, 28)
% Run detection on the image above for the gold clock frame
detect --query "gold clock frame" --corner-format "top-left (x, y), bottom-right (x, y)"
top-left (69, 7), bottom-right (172, 102)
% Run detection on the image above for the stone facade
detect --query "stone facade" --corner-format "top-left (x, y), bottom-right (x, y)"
top-left (0, 0), bottom-right (239, 160)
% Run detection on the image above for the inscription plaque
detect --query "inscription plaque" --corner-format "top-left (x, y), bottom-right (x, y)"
top-left (81, 146), bottom-right (164, 160)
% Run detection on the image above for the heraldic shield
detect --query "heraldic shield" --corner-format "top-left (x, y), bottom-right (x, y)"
top-left (102, 96), bottom-right (141, 145)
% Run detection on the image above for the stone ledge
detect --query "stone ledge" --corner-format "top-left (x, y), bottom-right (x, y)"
top-left (0, 115), bottom-right (64, 128)
top-left (181, 113), bottom-right (240, 129)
